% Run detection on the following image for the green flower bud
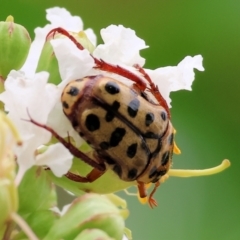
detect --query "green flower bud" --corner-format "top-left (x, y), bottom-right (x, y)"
top-left (43, 194), bottom-right (125, 240)
top-left (0, 16), bottom-right (31, 80)
top-left (74, 229), bottom-right (114, 240)
top-left (36, 30), bottom-right (95, 85)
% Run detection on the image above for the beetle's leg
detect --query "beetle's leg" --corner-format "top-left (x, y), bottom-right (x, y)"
top-left (47, 27), bottom-right (85, 50)
top-left (65, 167), bottom-right (105, 183)
top-left (137, 181), bottom-right (150, 206)
top-left (47, 27), bottom-right (147, 91)
top-left (148, 181), bottom-right (160, 208)
top-left (137, 181), bottom-right (147, 198)
top-left (133, 64), bottom-right (170, 118)
top-left (137, 181), bottom-right (160, 208)
top-left (24, 111), bottom-right (105, 172)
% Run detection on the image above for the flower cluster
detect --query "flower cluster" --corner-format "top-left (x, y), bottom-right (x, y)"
top-left (0, 7), bottom-right (230, 240)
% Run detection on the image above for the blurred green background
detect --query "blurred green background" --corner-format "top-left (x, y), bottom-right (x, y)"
top-left (1, 0), bottom-right (239, 239)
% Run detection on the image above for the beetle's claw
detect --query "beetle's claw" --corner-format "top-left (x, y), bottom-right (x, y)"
top-left (149, 197), bottom-right (158, 209)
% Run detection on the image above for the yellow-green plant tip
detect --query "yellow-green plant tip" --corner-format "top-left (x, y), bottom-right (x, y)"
top-left (169, 159), bottom-right (231, 178)
top-left (74, 229), bottom-right (114, 240)
top-left (6, 15), bottom-right (14, 22)
top-left (124, 227), bottom-right (132, 240)
top-left (75, 31), bottom-right (95, 53)
top-left (105, 193), bottom-right (127, 209)
top-left (36, 145), bottom-right (49, 155)
top-left (119, 208), bottom-right (129, 219)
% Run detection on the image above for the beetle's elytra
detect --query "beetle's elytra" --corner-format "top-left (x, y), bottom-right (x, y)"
top-left (29, 27), bottom-right (177, 208)
top-left (62, 75), bottom-right (174, 184)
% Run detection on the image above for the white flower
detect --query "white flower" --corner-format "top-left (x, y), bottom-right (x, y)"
top-left (21, 7), bottom-right (96, 77)
top-left (0, 6), bottom-right (204, 184)
top-left (0, 71), bottom-right (73, 182)
top-left (146, 55), bottom-right (204, 107)
top-left (94, 25), bottom-right (148, 66)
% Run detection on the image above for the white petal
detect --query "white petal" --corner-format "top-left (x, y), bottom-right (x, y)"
top-left (47, 101), bottom-right (84, 147)
top-left (0, 70), bottom-right (59, 173)
top-left (94, 25), bottom-right (148, 66)
top-left (46, 7), bottom-right (83, 32)
top-left (170, 55), bottom-right (204, 91)
top-left (147, 55), bottom-right (204, 107)
top-left (51, 38), bottom-right (95, 86)
top-left (21, 7), bottom-right (96, 77)
top-left (145, 68), bottom-right (173, 107)
top-left (36, 143), bottom-right (73, 177)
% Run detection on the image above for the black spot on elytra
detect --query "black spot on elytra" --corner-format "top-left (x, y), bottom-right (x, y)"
top-left (105, 111), bottom-right (115, 122)
top-left (105, 156), bottom-right (116, 165)
top-left (113, 164), bottom-right (122, 177)
top-left (105, 101), bottom-right (121, 122)
top-left (111, 101), bottom-right (120, 111)
top-left (127, 98), bottom-right (140, 117)
top-left (72, 119), bottom-right (79, 128)
top-left (128, 168), bottom-right (138, 180)
top-left (145, 112), bottom-right (155, 126)
top-left (79, 132), bottom-right (84, 137)
top-left (85, 114), bottom-right (100, 131)
top-left (86, 140), bottom-right (91, 145)
top-left (67, 86), bottom-right (79, 96)
top-left (109, 128), bottom-right (126, 147)
top-left (169, 133), bottom-right (174, 145)
top-left (151, 169), bottom-right (167, 183)
top-left (62, 101), bottom-right (69, 109)
top-left (140, 91), bottom-right (150, 101)
top-left (149, 166), bottom-right (157, 179)
top-left (105, 101), bottom-right (120, 122)
top-left (144, 132), bottom-right (159, 139)
top-left (157, 169), bottom-right (167, 177)
top-left (105, 82), bottom-right (120, 94)
top-left (161, 151), bottom-right (170, 166)
top-left (161, 111), bottom-right (167, 121)
top-left (100, 141), bottom-right (109, 150)
top-left (127, 143), bottom-right (138, 158)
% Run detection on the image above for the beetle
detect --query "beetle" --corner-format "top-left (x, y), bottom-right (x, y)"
top-left (29, 27), bottom-right (178, 208)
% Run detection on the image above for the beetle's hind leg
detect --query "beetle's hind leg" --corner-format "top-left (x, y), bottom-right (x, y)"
top-left (65, 168), bottom-right (105, 183)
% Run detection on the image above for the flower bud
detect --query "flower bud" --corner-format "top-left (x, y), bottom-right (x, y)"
top-left (36, 30), bottom-right (95, 84)
top-left (0, 16), bottom-right (31, 80)
top-left (74, 229), bottom-right (114, 240)
top-left (44, 193), bottom-right (125, 240)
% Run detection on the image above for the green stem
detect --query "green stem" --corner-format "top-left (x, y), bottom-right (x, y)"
top-left (11, 212), bottom-right (39, 240)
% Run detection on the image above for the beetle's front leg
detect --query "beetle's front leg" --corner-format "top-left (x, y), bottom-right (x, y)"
top-left (46, 27), bottom-right (147, 91)
top-left (133, 64), bottom-right (170, 118)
